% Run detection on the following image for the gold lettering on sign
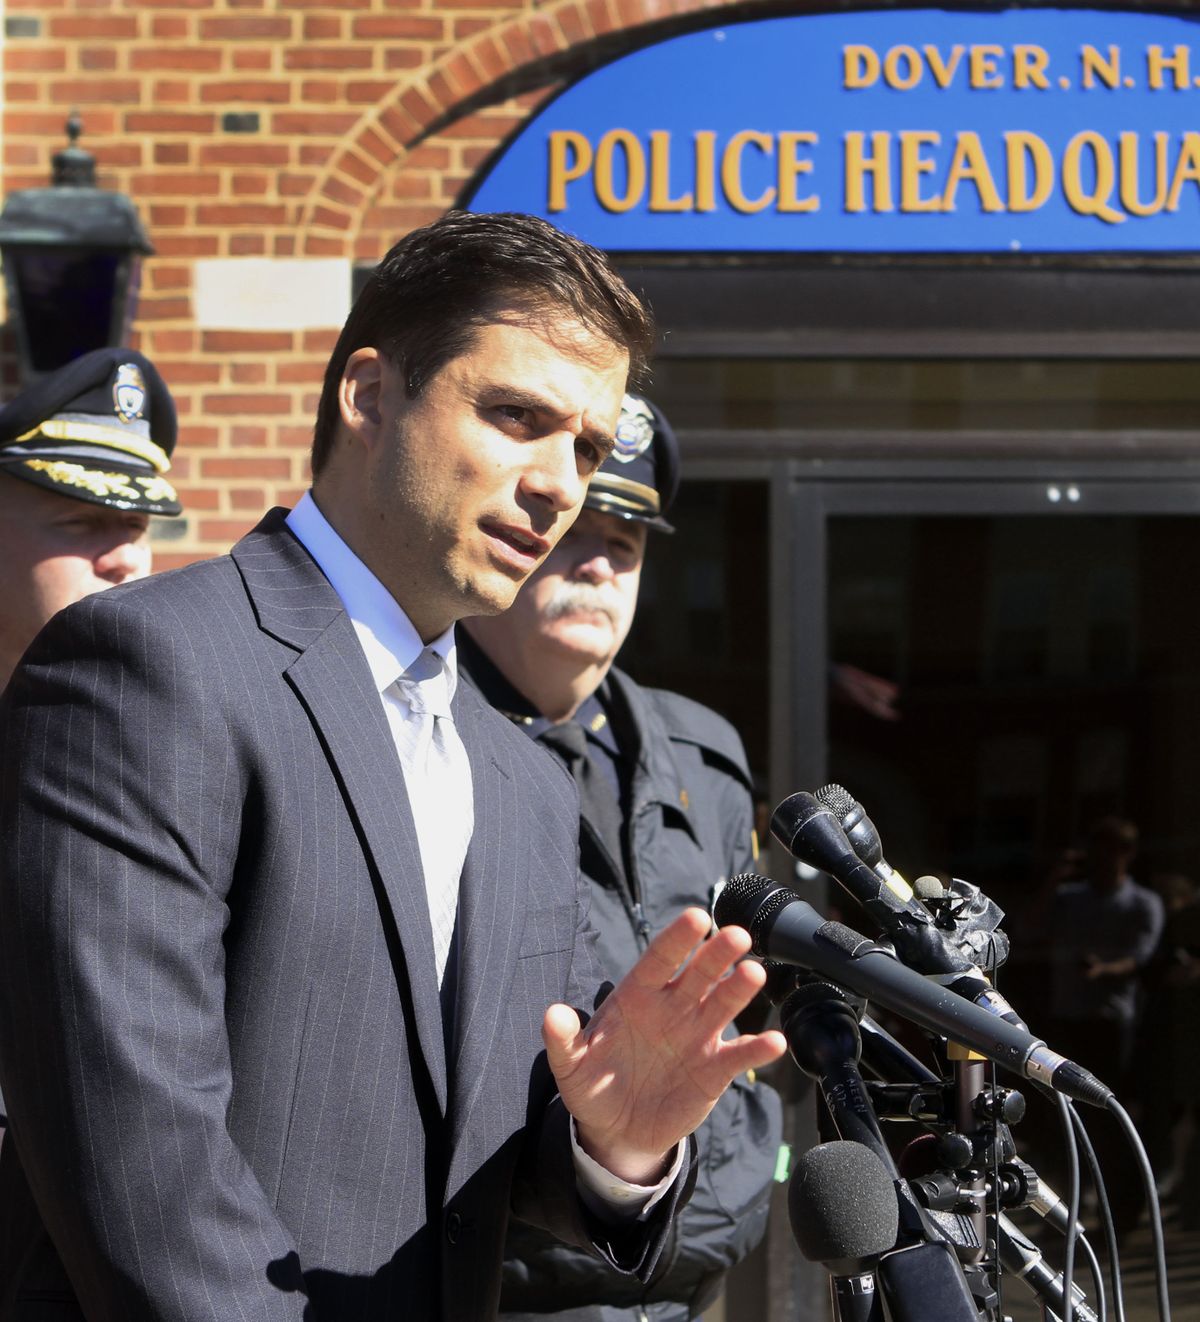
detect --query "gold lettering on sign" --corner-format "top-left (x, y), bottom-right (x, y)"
top-left (594, 129), bottom-right (645, 213)
top-left (548, 131), bottom-right (592, 211)
top-left (1081, 45), bottom-right (1121, 90)
top-left (844, 131), bottom-right (894, 212)
top-left (648, 131), bottom-right (692, 212)
top-left (843, 44), bottom-right (880, 88)
top-left (1005, 132), bottom-right (1054, 212)
top-left (1062, 131), bottom-right (1125, 224)
top-left (1147, 45), bottom-right (1190, 90)
top-left (942, 132), bottom-right (1003, 212)
top-left (969, 45), bottom-right (1004, 89)
top-left (777, 131), bottom-right (819, 212)
top-left (1012, 46), bottom-right (1051, 90)
top-left (694, 132), bottom-right (718, 211)
top-left (1119, 131), bottom-right (1170, 216)
top-left (899, 130), bottom-right (942, 212)
top-left (721, 130), bottom-right (776, 213)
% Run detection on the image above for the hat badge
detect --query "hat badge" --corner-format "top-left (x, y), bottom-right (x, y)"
top-left (113, 362), bottom-right (146, 423)
top-left (612, 393), bottom-right (655, 464)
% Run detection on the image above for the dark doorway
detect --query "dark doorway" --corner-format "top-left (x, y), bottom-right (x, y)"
top-left (827, 511), bottom-right (1200, 910)
top-left (623, 478), bottom-right (771, 784)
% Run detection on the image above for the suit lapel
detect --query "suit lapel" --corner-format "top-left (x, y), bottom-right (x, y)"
top-left (232, 511), bottom-right (449, 1114)
top-left (448, 688), bottom-right (527, 1144)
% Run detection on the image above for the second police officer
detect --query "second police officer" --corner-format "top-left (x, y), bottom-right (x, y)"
top-left (459, 392), bottom-right (783, 1322)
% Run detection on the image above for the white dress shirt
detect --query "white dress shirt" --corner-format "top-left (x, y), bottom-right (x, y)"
top-left (287, 492), bottom-right (469, 986)
top-left (285, 493), bottom-right (682, 1217)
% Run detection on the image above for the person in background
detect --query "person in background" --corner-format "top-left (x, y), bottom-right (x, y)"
top-left (1049, 816), bottom-right (1164, 1076)
top-left (0, 347), bottom-right (181, 694)
top-left (0, 346), bottom-right (181, 1144)
top-left (1049, 815), bottom-right (1164, 1236)
top-left (1136, 872), bottom-right (1200, 1222)
top-left (459, 393), bottom-right (783, 1322)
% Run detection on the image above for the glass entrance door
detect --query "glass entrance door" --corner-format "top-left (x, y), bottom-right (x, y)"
top-left (825, 509), bottom-right (1200, 909)
top-left (790, 470), bottom-right (1200, 1321)
top-left (789, 471), bottom-right (1200, 947)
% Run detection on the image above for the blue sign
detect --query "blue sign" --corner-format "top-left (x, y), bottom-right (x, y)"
top-left (466, 9), bottom-right (1200, 252)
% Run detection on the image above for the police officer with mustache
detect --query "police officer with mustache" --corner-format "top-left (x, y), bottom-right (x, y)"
top-left (459, 394), bottom-right (782, 1322)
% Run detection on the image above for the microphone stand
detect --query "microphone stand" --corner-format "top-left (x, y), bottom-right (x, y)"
top-left (858, 1014), bottom-right (1101, 1322)
top-left (950, 1048), bottom-right (989, 1268)
top-left (780, 979), bottom-right (985, 1322)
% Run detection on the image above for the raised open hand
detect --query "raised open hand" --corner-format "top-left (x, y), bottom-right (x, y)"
top-left (542, 907), bottom-right (788, 1184)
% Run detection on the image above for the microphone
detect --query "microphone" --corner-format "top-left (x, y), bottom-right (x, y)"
top-left (771, 790), bottom-right (934, 937)
top-left (780, 982), bottom-right (895, 1170)
top-left (789, 1140), bottom-right (898, 1322)
top-left (791, 1142), bottom-right (981, 1322)
top-left (814, 783), bottom-right (909, 895)
top-left (999, 1217), bottom-right (1100, 1322)
top-left (714, 873), bottom-right (1113, 1108)
top-left (816, 784), bottom-right (1011, 972)
top-left (770, 792), bottom-right (1026, 1030)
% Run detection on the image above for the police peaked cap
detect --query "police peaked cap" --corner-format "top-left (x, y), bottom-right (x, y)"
top-left (0, 347), bottom-right (181, 516)
top-left (586, 392), bottom-right (679, 533)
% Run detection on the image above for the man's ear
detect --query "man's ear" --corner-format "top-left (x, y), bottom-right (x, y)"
top-left (339, 347), bottom-right (386, 451)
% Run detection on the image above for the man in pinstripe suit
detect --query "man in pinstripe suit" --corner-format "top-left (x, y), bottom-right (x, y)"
top-left (0, 212), bottom-right (786, 1321)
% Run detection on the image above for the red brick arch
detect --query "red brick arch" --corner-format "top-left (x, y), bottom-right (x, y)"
top-left (296, 0), bottom-right (747, 254)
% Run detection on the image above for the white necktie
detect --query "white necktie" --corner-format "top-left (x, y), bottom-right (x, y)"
top-left (393, 648), bottom-right (474, 984)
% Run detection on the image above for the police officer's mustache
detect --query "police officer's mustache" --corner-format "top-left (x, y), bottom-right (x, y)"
top-left (544, 583), bottom-right (618, 627)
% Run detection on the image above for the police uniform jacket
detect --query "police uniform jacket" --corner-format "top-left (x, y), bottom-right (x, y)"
top-left (459, 643), bottom-right (783, 1322)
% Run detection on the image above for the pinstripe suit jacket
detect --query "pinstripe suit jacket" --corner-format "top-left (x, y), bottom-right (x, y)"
top-left (0, 510), bottom-right (684, 1321)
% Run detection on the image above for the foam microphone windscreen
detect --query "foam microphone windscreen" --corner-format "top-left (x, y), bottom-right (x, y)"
top-left (788, 1140), bottom-right (900, 1272)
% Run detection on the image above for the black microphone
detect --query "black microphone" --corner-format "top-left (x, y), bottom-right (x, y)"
top-left (814, 783), bottom-right (906, 893)
top-left (791, 1142), bottom-right (980, 1322)
top-left (780, 982), bottom-right (895, 1172)
top-left (771, 791), bottom-right (935, 937)
top-left (999, 1218), bottom-right (1100, 1322)
top-left (714, 873), bottom-right (1113, 1108)
top-left (815, 784), bottom-right (1011, 971)
top-left (770, 792), bottom-right (1026, 1030)
top-left (789, 1140), bottom-right (898, 1322)
top-left (779, 981), bottom-right (976, 1254)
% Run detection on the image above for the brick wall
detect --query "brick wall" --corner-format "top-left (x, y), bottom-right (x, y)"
top-left (1, 0), bottom-right (746, 568)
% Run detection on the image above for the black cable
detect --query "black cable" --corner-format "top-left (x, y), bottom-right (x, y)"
top-left (1077, 1224), bottom-right (1108, 1322)
top-left (983, 930), bottom-right (1004, 1322)
top-left (1106, 1098), bottom-right (1171, 1322)
top-left (985, 946), bottom-right (1003, 1322)
top-left (1068, 1101), bottom-right (1124, 1322)
top-left (1057, 1091), bottom-right (1082, 1322)
top-left (989, 1057), bottom-right (1004, 1322)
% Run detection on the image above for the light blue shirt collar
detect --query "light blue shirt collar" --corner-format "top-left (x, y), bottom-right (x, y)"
top-left (285, 491), bottom-right (457, 699)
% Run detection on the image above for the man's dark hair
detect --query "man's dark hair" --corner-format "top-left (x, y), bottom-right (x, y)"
top-left (311, 211), bottom-right (655, 475)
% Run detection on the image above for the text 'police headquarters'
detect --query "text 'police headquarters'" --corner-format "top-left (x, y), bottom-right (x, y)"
top-left (547, 43), bottom-right (1200, 224)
